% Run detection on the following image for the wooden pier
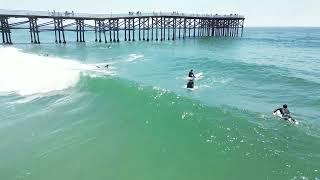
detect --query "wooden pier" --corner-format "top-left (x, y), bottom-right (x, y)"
top-left (0, 9), bottom-right (245, 44)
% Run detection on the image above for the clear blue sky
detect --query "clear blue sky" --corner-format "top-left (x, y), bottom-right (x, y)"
top-left (1, 0), bottom-right (319, 26)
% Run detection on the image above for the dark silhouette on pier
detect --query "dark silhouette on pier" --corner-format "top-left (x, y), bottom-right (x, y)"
top-left (0, 9), bottom-right (245, 44)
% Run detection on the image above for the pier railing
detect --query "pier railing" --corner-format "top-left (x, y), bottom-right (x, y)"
top-left (0, 9), bottom-right (245, 44)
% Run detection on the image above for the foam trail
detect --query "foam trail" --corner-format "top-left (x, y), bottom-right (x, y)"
top-left (127, 54), bottom-right (144, 62)
top-left (0, 47), bottom-right (90, 96)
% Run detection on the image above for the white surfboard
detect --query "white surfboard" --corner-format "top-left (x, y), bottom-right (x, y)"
top-left (273, 110), bottom-right (298, 125)
top-left (186, 72), bottom-right (204, 81)
top-left (195, 72), bottom-right (204, 80)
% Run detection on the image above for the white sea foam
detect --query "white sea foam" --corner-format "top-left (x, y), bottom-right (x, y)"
top-left (127, 54), bottom-right (144, 62)
top-left (0, 47), bottom-right (100, 96)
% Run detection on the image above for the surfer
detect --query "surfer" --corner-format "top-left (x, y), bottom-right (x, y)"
top-left (187, 79), bottom-right (194, 89)
top-left (188, 69), bottom-right (195, 78)
top-left (96, 64), bottom-right (109, 69)
top-left (273, 104), bottom-right (295, 122)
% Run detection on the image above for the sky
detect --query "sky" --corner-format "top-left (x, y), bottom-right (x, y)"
top-left (1, 0), bottom-right (319, 26)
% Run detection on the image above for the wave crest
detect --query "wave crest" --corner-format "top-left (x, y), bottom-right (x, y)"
top-left (0, 47), bottom-right (89, 96)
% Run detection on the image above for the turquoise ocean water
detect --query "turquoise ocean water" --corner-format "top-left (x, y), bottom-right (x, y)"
top-left (0, 27), bottom-right (320, 179)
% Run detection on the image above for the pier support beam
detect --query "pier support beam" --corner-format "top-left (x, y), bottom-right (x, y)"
top-left (76, 19), bottom-right (85, 42)
top-left (0, 17), bottom-right (12, 44)
top-left (108, 19), bottom-right (112, 42)
top-left (241, 19), bottom-right (244, 37)
top-left (147, 17), bottom-right (150, 41)
top-left (54, 18), bottom-right (66, 44)
top-left (163, 18), bottom-right (166, 41)
top-left (95, 20), bottom-right (97, 42)
top-left (113, 19), bottom-right (116, 42)
top-left (28, 18), bottom-right (40, 44)
top-left (172, 18), bottom-right (176, 40)
top-left (167, 18), bottom-right (170, 40)
top-left (155, 18), bottom-right (159, 41)
top-left (124, 19), bottom-right (127, 41)
top-left (188, 19), bottom-right (191, 38)
top-left (94, 20), bottom-right (103, 43)
top-left (160, 17), bottom-right (163, 41)
top-left (132, 18), bottom-right (135, 41)
top-left (116, 19), bottom-right (120, 42)
top-left (193, 19), bottom-right (196, 37)
top-left (151, 17), bottom-right (154, 41)
top-left (93, 19), bottom-right (104, 42)
top-left (142, 18), bottom-right (146, 41)
top-left (127, 19), bottom-right (131, 41)
top-left (103, 21), bottom-right (107, 43)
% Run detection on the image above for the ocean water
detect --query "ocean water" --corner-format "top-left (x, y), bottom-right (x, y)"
top-left (0, 27), bottom-right (320, 180)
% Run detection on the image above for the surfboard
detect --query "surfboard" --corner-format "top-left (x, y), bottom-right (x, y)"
top-left (195, 72), bottom-right (204, 80)
top-left (273, 110), bottom-right (298, 125)
top-left (186, 72), bottom-right (204, 81)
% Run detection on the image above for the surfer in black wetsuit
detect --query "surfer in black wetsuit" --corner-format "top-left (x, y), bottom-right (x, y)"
top-left (188, 69), bottom-right (195, 78)
top-left (273, 104), bottom-right (295, 121)
top-left (187, 70), bottom-right (195, 89)
top-left (187, 79), bottom-right (194, 88)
